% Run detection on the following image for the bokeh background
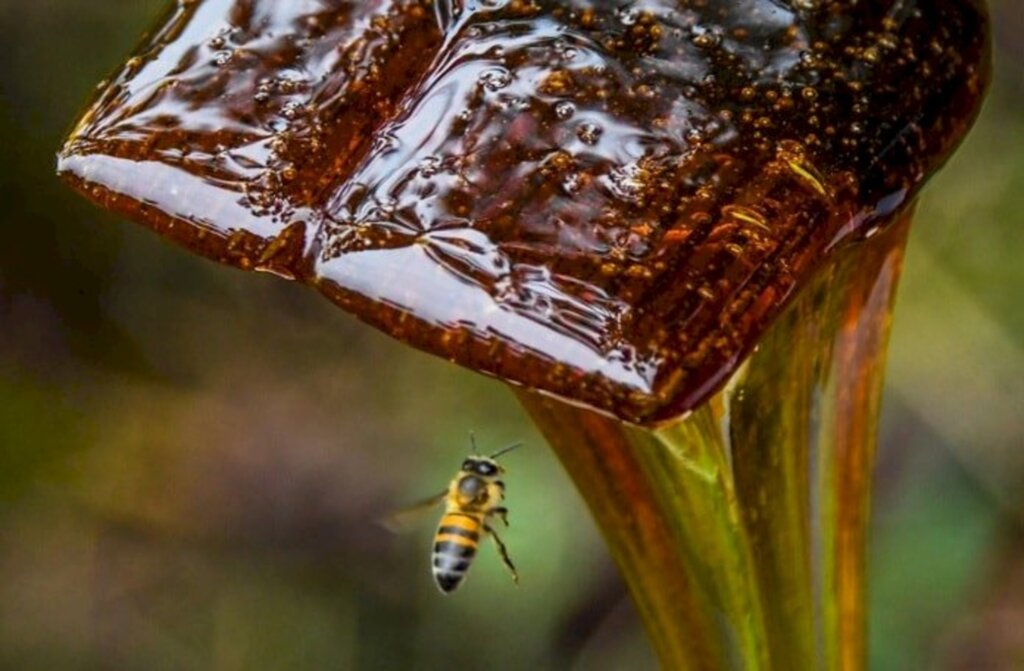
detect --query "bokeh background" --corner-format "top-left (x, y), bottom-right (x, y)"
top-left (1, 2), bottom-right (1022, 669)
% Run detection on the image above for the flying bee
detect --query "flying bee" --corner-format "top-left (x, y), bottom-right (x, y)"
top-left (392, 435), bottom-right (521, 594)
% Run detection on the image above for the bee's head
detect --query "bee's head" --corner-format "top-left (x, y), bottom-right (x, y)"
top-left (461, 456), bottom-right (502, 478)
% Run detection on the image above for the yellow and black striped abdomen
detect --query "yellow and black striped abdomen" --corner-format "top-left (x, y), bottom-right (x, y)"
top-left (432, 512), bottom-right (482, 593)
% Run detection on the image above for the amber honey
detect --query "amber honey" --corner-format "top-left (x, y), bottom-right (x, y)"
top-left (58, 3), bottom-right (991, 667)
top-left (59, 0), bottom-right (988, 425)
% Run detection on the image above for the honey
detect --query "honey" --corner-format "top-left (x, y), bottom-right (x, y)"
top-left (58, 0), bottom-right (989, 425)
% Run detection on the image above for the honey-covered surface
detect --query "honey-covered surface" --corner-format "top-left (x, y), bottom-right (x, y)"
top-left (58, 0), bottom-right (988, 424)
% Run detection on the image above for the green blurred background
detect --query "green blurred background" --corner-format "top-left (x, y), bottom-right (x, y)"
top-left (1, 2), bottom-right (1022, 669)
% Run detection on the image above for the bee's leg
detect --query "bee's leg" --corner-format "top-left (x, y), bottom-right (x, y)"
top-left (485, 524), bottom-right (518, 584)
top-left (488, 506), bottom-right (510, 527)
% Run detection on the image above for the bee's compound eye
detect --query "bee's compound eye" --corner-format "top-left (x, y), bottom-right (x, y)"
top-left (476, 462), bottom-right (497, 476)
top-left (461, 460), bottom-right (475, 471)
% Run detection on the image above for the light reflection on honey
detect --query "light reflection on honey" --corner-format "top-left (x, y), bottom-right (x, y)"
top-left (59, 0), bottom-right (989, 425)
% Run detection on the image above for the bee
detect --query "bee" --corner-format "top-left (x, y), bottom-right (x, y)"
top-left (393, 435), bottom-right (521, 594)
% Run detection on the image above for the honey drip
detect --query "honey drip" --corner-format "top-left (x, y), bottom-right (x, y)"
top-left (522, 209), bottom-right (912, 669)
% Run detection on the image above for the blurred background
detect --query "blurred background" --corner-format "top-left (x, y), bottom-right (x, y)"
top-left (1, 1), bottom-right (1022, 669)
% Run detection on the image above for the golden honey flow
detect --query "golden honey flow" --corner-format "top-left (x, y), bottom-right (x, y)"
top-left (59, 1), bottom-right (989, 668)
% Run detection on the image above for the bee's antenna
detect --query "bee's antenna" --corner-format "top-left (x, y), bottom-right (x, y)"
top-left (490, 442), bottom-right (523, 460)
top-left (469, 431), bottom-right (479, 455)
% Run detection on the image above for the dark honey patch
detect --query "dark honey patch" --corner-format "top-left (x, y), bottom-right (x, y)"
top-left (58, 0), bottom-right (989, 424)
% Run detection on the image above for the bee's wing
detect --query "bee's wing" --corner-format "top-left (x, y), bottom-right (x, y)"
top-left (378, 490), bottom-right (448, 533)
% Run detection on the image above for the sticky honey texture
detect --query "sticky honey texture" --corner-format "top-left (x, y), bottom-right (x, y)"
top-left (58, 0), bottom-right (989, 424)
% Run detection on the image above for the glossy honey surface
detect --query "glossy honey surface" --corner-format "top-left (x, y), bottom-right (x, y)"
top-left (59, 0), bottom-right (988, 424)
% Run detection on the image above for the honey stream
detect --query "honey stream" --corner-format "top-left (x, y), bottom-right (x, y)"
top-left (53, 0), bottom-right (987, 666)
top-left (521, 209), bottom-right (911, 670)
